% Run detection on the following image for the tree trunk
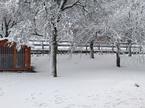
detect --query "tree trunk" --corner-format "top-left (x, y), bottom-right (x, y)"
top-left (50, 24), bottom-right (58, 77)
top-left (85, 45), bottom-right (88, 55)
top-left (3, 17), bottom-right (9, 37)
top-left (116, 42), bottom-right (120, 67)
top-left (90, 41), bottom-right (94, 59)
top-left (128, 40), bottom-right (132, 57)
top-left (5, 26), bottom-right (9, 37)
top-left (112, 43), bottom-right (114, 52)
top-left (98, 44), bottom-right (100, 51)
top-left (42, 41), bottom-right (44, 55)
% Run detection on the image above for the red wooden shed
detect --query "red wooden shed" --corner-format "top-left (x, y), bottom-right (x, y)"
top-left (0, 39), bottom-right (32, 72)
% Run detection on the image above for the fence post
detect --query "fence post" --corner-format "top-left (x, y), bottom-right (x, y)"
top-left (42, 41), bottom-right (44, 55)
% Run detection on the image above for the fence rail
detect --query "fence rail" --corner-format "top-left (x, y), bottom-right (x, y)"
top-left (29, 40), bottom-right (142, 54)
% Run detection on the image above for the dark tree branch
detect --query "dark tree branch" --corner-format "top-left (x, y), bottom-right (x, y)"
top-left (75, 1), bottom-right (88, 13)
top-left (61, 0), bottom-right (79, 11)
top-left (10, 21), bottom-right (17, 28)
top-left (7, 18), bottom-right (12, 26)
top-left (59, 0), bottom-right (67, 10)
top-left (59, 0), bottom-right (88, 13)
top-left (31, 29), bottom-right (44, 37)
top-left (1, 22), bottom-right (4, 32)
top-left (4, 17), bottom-right (7, 27)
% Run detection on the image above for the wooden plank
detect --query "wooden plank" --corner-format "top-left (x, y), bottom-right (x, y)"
top-left (28, 47), bottom-right (31, 68)
top-left (0, 68), bottom-right (32, 72)
top-left (13, 47), bottom-right (17, 68)
top-left (25, 47), bottom-right (31, 68)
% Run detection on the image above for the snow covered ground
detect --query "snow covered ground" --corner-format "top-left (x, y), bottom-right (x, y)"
top-left (0, 54), bottom-right (145, 108)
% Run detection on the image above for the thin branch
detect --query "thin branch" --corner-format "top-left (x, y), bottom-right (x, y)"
top-left (59, 0), bottom-right (67, 10)
top-left (7, 18), bottom-right (12, 25)
top-left (76, 1), bottom-right (88, 13)
top-left (60, 0), bottom-right (88, 15)
top-left (31, 30), bottom-right (44, 37)
top-left (10, 21), bottom-right (17, 28)
top-left (61, 0), bottom-right (79, 11)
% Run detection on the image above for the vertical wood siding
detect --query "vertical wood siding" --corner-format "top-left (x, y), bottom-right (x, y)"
top-left (0, 46), bottom-right (31, 71)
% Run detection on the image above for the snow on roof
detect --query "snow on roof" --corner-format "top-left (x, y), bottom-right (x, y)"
top-left (0, 37), bottom-right (32, 50)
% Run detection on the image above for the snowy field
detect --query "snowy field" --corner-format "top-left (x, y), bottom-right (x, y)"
top-left (0, 54), bottom-right (145, 108)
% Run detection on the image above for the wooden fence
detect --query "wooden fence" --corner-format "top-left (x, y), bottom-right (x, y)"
top-left (29, 40), bottom-right (142, 54)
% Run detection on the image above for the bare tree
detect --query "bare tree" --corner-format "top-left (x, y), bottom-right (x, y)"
top-left (50, 0), bottom-right (87, 77)
top-left (20, 0), bottom-right (86, 77)
top-left (116, 40), bottom-right (120, 67)
top-left (0, 0), bottom-right (21, 37)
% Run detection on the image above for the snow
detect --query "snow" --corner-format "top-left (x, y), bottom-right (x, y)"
top-left (0, 54), bottom-right (145, 108)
